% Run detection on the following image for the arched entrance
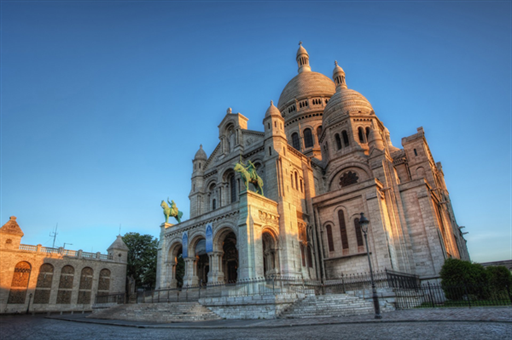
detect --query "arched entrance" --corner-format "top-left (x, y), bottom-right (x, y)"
top-left (194, 238), bottom-right (209, 285)
top-left (262, 230), bottom-right (279, 277)
top-left (222, 232), bottom-right (238, 282)
top-left (167, 243), bottom-right (184, 288)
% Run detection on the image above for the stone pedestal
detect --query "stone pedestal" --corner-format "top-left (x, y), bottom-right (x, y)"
top-left (237, 190), bottom-right (279, 280)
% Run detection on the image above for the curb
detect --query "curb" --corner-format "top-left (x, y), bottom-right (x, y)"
top-left (46, 316), bottom-right (512, 329)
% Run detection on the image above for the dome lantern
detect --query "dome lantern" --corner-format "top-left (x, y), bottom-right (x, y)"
top-left (333, 61), bottom-right (347, 90)
top-left (296, 41), bottom-right (311, 73)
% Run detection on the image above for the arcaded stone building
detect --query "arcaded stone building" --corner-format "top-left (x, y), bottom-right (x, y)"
top-left (156, 44), bottom-right (469, 288)
top-left (0, 216), bottom-right (128, 314)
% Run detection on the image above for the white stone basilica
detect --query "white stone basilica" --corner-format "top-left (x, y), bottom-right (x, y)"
top-left (156, 44), bottom-right (470, 289)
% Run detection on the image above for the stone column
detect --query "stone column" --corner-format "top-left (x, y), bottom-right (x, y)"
top-left (216, 252), bottom-right (225, 283)
top-left (183, 257), bottom-right (198, 287)
top-left (167, 260), bottom-right (177, 288)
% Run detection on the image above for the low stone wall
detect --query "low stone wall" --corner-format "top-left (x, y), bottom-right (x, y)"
top-left (199, 293), bottom-right (305, 319)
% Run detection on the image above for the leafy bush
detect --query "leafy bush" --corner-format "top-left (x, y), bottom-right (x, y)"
top-left (486, 265), bottom-right (512, 298)
top-left (440, 258), bottom-right (489, 300)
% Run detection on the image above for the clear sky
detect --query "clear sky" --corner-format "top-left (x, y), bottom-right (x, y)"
top-left (1, 0), bottom-right (510, 263)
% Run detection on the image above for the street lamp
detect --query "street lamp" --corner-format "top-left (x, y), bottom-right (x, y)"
top-left (359, 212), bottom-right (382, 319)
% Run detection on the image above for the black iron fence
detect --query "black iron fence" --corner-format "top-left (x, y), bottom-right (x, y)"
top-left (394, 282), bottom-right (512, 309)
top-left (133, 275), bottom-right (314, 304)
top-left (95, 292), bottom-right (126, 304)
top-left (94, 269), bottom-right (421, 306)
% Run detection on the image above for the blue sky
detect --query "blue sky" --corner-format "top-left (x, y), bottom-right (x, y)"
top-left (1, 0), bottom-right (510, 263)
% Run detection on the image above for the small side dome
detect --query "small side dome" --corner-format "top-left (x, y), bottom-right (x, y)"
top-left (265, 100), bottom-right (281, 118)
top-left (194, 145), bottom-right (207, 160)
top-left (323, 88), bottom-right (374, 123)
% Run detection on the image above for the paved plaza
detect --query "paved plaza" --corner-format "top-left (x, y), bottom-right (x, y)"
top-left (1, 307), bottom-right (511, 339)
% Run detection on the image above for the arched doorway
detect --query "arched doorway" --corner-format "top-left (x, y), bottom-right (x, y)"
top-left (262, 231), bottom-right (279, 277)
top-left (222, 232), bottom-right (238, 282)
top-left (194, 238), bottom-right (209, 285)
top-left (168, 243), bottom-right (184, 288)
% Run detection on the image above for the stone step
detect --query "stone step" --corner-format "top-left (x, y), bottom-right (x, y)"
top-left (90, 302), bottom-right (221, 323)
top-left (278, 293), bottom-right (378, 319)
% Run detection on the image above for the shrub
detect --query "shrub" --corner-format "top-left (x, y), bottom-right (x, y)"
top-left (440, 258), bottom-right (489, 300)
top-left (486, 265), bottom-right (512, 299)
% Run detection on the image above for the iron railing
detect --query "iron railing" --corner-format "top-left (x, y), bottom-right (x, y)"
top-left (394, 282), bottom-right (512, 309)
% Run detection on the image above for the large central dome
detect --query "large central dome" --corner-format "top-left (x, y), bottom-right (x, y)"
top-left (277, 72), bottom-right (335, 110)
top-left (277, 43), bottom-right (335, 111)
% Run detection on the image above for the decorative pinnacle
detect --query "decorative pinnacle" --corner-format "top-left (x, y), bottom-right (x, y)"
top-left (335, 60), bottom-right (338, 66)
top-left (299, 41), bottom-right (302, 46)
top-left (270, 100), bottom-right (273, 106)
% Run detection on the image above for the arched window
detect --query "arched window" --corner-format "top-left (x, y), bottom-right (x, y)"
top-left (354, 217), bottom-right (364, 249)
top-left (292, 132), bottom-right (300, 150)
top-left (230, 174), bottom-right (237, 203)
top-left (294, 172), bottom-right (298, 190)
top-left (307, 246), bottom-right (313, 268)
top-left (365, 127), bottom-right (371, 141)
top-left (77, 267), bottom-right (94, 304)
top-left (57, 265), bottom-right (74, 304)
top-left (291, 174), bottom-right (294, 189)
top-left (212, 199), bottom-right (216, 210)
top-left (338, 210), bottom-right (349, 252)
top-left (326, 225), bottom-right (334, 252)
top-left (300, 179), bottom-right (303, 193)
top-left (304, 128), bottom-right (313, 148)
top-left (98, 269), bottom-right (111, 294)
top-left (317, 126), bottom-right (323, 143)
top-left (342, 130), bottom-right (350, 146)
top-left (7, 261), bottom-right (31, 304)
top-left (335, 134), bottom-right (342, 150)
top-left (301, 244), bottom-right (306, 266)
top-left (34, 263), bottom-right (54, 304)
top-left (358, 127), bottom-right (365, 143)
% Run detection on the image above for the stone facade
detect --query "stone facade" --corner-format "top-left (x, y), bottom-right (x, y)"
top-left (156, 44), bottom-right (469, 289)
top-left (0, 216), bottom-right (128, 314)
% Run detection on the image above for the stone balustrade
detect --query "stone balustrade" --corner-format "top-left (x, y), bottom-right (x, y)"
top-left (18, 244), bottom-right (113, 261)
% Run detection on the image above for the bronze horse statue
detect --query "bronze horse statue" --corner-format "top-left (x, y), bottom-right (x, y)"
top-left (234, 160), bottom-right (264, 196)
top-left (161, 198), bottom-right (183, 224)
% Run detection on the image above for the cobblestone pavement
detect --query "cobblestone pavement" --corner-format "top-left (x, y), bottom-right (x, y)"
top-left (0, 307), bottom-right (511, 340)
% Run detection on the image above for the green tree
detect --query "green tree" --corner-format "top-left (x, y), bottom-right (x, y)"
top-left (122, 232), bottom-right (158, 289)
top-left (440, 258), bottom-right (489, 300)
top-left (486, 266), bottom-right (512, 299)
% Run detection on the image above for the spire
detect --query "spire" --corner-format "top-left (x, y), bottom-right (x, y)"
top-left (332, 60), bottom-right (347, 90)
top-left (296, 42), bottom-right (311, 73)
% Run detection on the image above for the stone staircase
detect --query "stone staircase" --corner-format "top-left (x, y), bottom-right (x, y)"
top-left (278, 293), bottom-right (385, 319)
top-left (90, 302), bottom-right (221, 323)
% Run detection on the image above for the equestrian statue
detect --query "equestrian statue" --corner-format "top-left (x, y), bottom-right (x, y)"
top-left (161, 198), bottom-right (183, 224)
top-left (234, 159), bottom-right (264, 196)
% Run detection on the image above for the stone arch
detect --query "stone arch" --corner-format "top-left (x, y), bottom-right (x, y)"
top-left (57, 265), bottom-right (74, 304)
top-left (7, 261), bottom-right (32, 304)
top-left (188, 233), bottom-right (209, 285)
top-left (34, 263), bottom-right (54, 304)
top-left (216, 227), bottom-right (238, 283)
top-left (77, 267), bottom-right (93, 304)
top-left (221, 167), bottom-right (238, 204)
top-left (166, 240), bottom-right (184, 288)
top-left (327, 163), bottom-right (372, 192)
top-left (261, 227), bottom-right (280, 276)
top-left (98, 269), bottom-right (111, 294)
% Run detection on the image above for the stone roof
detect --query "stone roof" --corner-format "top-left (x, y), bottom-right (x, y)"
top-left (323, 88), bottom-right (373, 123)
top-left (0, 216), bottom-right (24, 237)
top-left (108, 235), bottom-right (129, 251)
top-left (265, 101), bottom-right (281, 118)
top-left (194, 144), bottom-right (207, 160)
top-left (277, 71), bottom-right (335, 110)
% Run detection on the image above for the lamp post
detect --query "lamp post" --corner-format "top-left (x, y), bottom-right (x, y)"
top-left (359, 212), bottom-right (382, 319)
